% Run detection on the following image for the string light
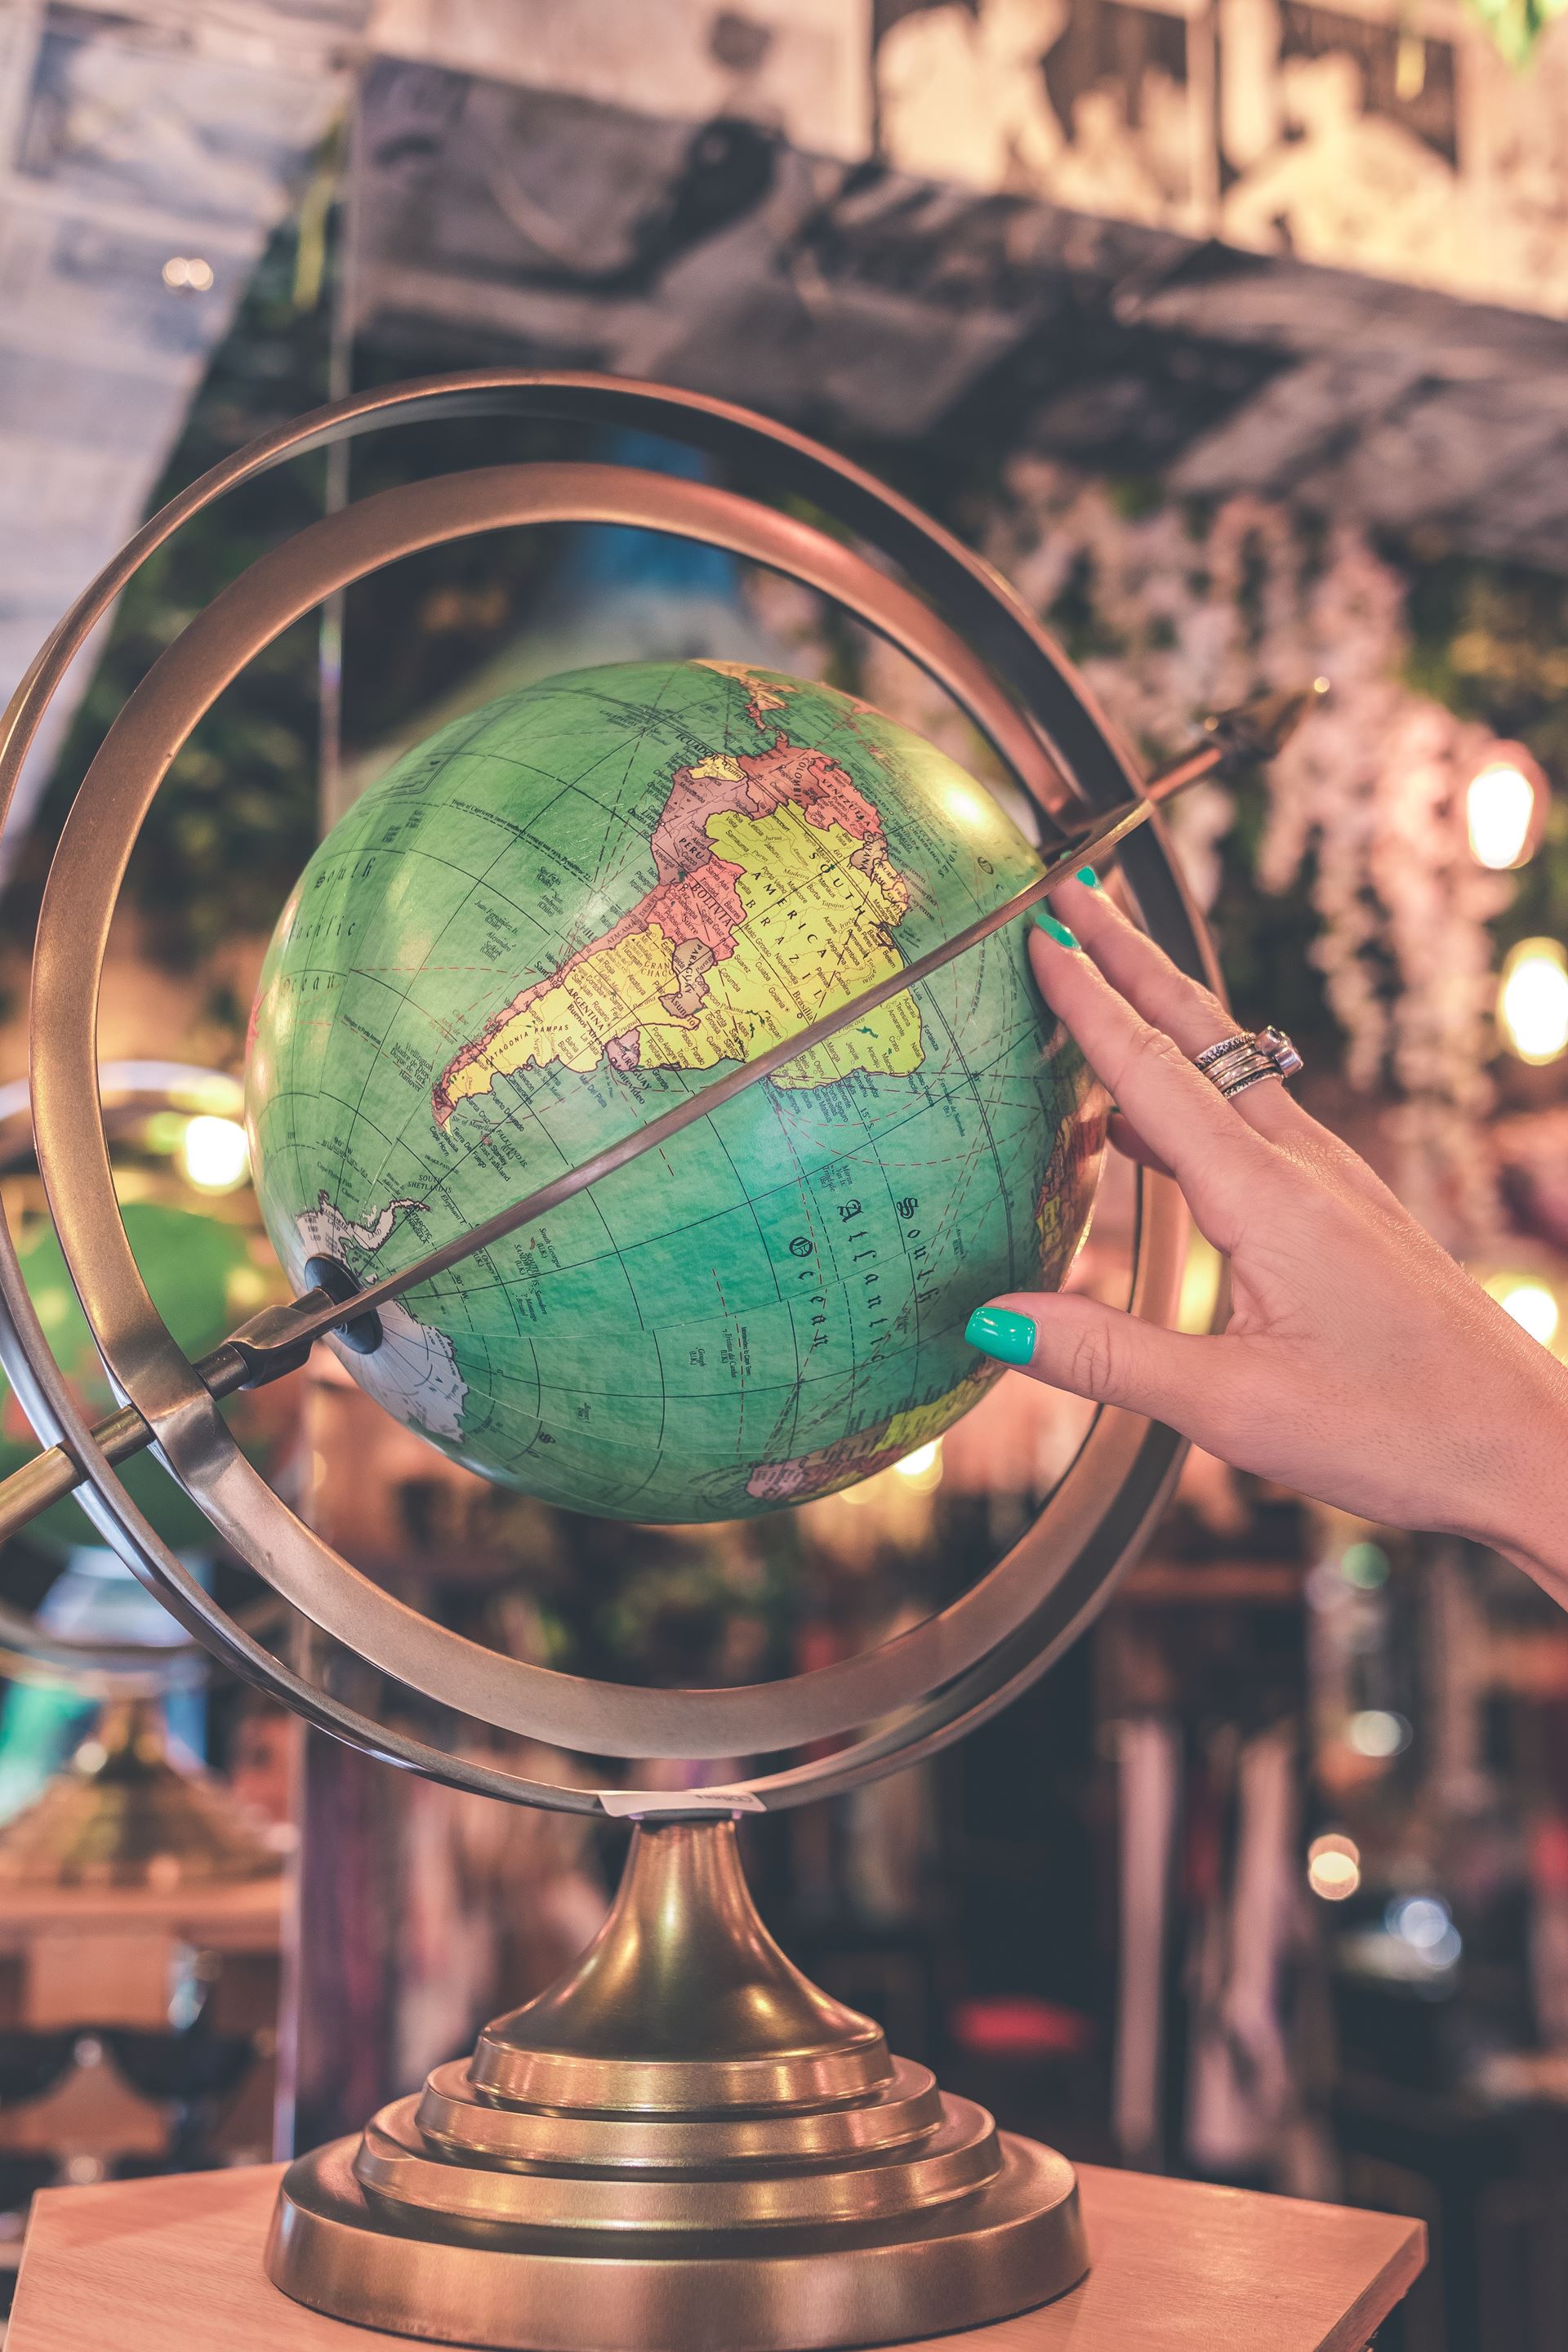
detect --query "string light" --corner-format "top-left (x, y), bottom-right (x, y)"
top-left (1497, 938), bottom-right (1568, 1065)
top-left (1307, 1833), bottom-right (1361, 1901)
top-left (1466, 745), bottom-right (1547, 871)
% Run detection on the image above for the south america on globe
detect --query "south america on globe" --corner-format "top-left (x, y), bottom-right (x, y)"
top-left (246, 660), bottom-right (1105, 1521)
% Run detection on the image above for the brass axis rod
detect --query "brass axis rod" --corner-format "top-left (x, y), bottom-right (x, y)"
top-left (0, 683), bottom-right (1321, 1542)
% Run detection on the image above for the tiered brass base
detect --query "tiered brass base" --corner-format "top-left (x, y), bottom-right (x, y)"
top-left (267, 1818), bottom-right (1088, 2350)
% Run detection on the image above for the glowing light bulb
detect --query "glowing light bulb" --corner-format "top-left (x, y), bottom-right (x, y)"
top-left (1494, 1280), bottom-right (1560, 1349)
top-left (1498, 938), bottom-right (1568, 1066)
top-left (1307, 1833), bottom-right (1361, 1901)
top-left (1467, 758), bottom-right (1539, 870)
top-left (180, 1114), bottom-right (249, 1193)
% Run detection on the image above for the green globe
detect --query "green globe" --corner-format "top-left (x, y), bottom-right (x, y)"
top-left (247, 660), bottom-right (1103, 1521)
top-left (0, 1200), bottom-right (281, 1550)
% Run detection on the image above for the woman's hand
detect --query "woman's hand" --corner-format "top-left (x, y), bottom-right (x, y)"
top-left (965, 873), bottom-right (1568, 1602)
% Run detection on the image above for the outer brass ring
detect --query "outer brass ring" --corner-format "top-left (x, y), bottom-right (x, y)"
top-left (32, 465), bottom-right (1117, 1762)
top-left (0, 368), bottom-right (1211, 1812)
top-left (30, 466), bottom-right (1185, 1768)
top-left (0, 1062), bottom-right (285, 1689)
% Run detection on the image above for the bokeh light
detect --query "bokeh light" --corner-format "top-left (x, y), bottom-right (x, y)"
top-left (1497, 938), bottom-right (1568, 1065)
top-left (1492, 1279), bottom-right (1561, 1349)
top-left (1340, 1541), bottom-right (1389, 1589)
top-left (1387, 1894), bottom-right (1462, 1970)
top-left (1307, 1832), bottom-right (1361, 1901)
top-left (1466, 750), bottom-right (1545, 870)
top-left (1348, 1708), bottom-right (1410, 1759)
top-left (162, 255), bottom-right (215, 292)
top-left (893, 1440), bottom-right (942, 1492)
top-left (179, 1114), bottom-right (250, 1194)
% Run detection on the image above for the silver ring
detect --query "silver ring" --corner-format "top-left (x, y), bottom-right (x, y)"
top-left (1194, 1025), bottom-right (1303, 1100)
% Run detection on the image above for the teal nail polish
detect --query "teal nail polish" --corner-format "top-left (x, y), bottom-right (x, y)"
top-left (1075, 865), bottom-right (1099, 887)
top-left (1031, 909), bottom-right (1080, 950)
top-left (965, 1306), bottom-right (1037, 1368)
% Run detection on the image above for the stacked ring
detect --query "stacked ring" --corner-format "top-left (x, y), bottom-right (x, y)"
top-left (1194, 1025), bottom-right (1304, 1100)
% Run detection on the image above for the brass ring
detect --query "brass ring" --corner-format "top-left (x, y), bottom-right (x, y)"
top-left (0, 1060), bottom-right (287, 1689)
top-left (32, 465), bottom-right (1162, 1758)
top-left (1, 370), bottom-right (1208, 1812)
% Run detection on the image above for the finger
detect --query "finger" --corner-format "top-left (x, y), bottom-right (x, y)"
top-left (1047, 874), bottom-right (1392, 1205)
top-left (967, 1290), bottom-right (1249, 1440)
top-left (1049, 874), bottom-right (1310, 1147)
top-left (1027, 922), bottom-right (1280, 1254)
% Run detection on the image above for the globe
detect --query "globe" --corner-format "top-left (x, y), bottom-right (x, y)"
top-left (0, 1200), bottom-right (281, 1550)
top-left (246, 659), bottom-right (1104, 1522)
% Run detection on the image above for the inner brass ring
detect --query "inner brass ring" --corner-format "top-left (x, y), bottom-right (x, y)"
top-left (0, 1060), bottom-right (284, 1688)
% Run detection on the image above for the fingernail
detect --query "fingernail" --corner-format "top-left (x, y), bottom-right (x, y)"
top-left (1075, 866), bottom-right (1100, 888)
top-left (965, 1306), bottom-right (1037, 1368)
top-left (1031, 909), bottom-right (1080, 950)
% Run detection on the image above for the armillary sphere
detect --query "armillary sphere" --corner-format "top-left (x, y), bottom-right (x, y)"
top-left (0, 372), bottom-right (1318, 2352)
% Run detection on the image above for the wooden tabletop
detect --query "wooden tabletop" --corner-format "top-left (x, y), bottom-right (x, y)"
top-left (8, 2157), bottom-right (1423, 2351)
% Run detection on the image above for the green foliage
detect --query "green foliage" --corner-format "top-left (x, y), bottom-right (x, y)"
top-left (1459, 0), bottom-right (1568, 67)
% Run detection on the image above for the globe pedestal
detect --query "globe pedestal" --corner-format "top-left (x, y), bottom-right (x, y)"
top-left (266, 1818), bottom-right (1089, 2350)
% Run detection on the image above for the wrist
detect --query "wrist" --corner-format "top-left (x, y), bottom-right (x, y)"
top-left (1495, 1524), bottom-right (1568, 1606)
top-left (1463, 1358), bottom-right (1568, 1598)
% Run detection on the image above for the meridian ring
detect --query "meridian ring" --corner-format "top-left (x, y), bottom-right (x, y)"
top-left (0, 371), bottom-right (1209, 1812)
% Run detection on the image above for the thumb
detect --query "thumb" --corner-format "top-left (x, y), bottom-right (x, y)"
top-left (965, 1291), bottom-right (1236, 1428)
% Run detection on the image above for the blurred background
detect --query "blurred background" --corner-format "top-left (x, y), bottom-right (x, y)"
top-left (2, 2), bottom-right (1568, 2345)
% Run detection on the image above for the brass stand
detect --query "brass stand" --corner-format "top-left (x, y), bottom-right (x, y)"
top-left (268, 1817), bottom-right (1088, 2350)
